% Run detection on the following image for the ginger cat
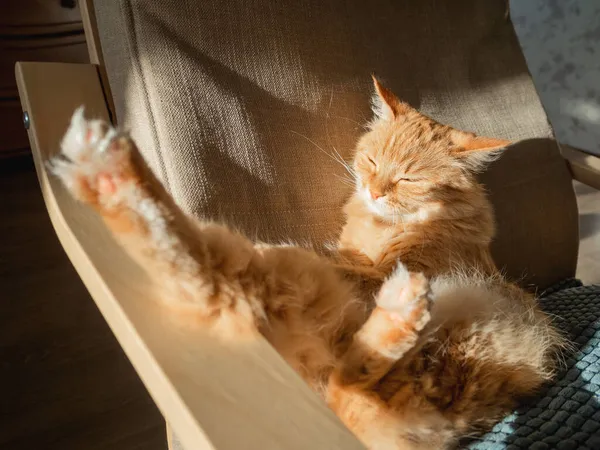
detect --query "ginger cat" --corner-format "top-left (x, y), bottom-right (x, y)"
top-left (339, 77), bottom-right (507, 278)
top-left (50, 79), bottom-right (563, 449)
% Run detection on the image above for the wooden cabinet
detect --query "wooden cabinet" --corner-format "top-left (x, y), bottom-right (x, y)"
top-left (1, 1), bottom-right (89, 158)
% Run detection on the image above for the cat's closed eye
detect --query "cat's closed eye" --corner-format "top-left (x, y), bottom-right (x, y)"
top-left (366, 155), bottom-right (377, 167)
top-left (393, 176), bottom-right (417, 183)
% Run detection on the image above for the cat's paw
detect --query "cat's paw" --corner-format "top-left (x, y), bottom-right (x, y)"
top-left (49, 107), bottom-right (138, 208)
top-left (376, 263), bottom-right (432, 331)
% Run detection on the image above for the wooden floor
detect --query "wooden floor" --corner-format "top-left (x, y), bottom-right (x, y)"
top-left (0, 159), bottom-right (598, 450)
top-left (0, 158), bottom-right (165, 450)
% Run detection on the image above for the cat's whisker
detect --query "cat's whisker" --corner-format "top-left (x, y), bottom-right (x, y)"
top-left (328, 114), bottom-right (368, 129)
top-left (332, 166), bottom-right (355, 181)
top-left (289, 129), bottom-right (332, 159)
top-left (333, 174), bottom-right (355, 188)
top-left (334, 173), bottom-right (354, 183)
top-left (290, 130), bottom-right (356, 179)
top-left (321, 92), bottom-right (359, 179)
top-left (330, 146), bottom-right (356, 178)
top-left (336, 174), bottom-right (356, 186)
top-left (392, 206), bottom-right (408, 230)
top-left (393, 210), bottom-right (399, 228)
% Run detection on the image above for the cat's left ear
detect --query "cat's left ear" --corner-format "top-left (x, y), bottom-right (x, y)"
top-left (449, 130), bottom-right (511, 171)
top-left (371, 75), bottom-right (412, 121)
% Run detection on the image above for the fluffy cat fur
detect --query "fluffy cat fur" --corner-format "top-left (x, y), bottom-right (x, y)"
top-left (50, 79), bottom-right (564, 449)
top-left (338, 77), bottom-right (508, 277)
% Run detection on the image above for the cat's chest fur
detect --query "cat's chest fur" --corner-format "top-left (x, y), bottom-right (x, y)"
top-left (339, 197), bottom-right (414, 262)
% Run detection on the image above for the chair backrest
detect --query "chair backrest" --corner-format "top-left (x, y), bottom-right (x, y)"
top-left (86, 0), bottom-right (578, 289)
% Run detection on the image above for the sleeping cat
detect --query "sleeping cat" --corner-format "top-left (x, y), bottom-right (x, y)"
top-left (338, 77), bottom-right (504, 277)
top-left (50, 79), bottom-right (564, 449)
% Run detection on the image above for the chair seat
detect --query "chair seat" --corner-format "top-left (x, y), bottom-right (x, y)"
top-left (472, 282), bottom-right (600, 449)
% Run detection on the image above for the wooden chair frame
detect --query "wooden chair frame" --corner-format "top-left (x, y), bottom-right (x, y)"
top-left (15, 60), bottom-right (364, 450)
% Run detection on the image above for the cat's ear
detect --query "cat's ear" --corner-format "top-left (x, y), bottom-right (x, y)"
top-left (450, 130), bottom-right (511, 171)
top-left (371, 75), bottom-right (411, 121)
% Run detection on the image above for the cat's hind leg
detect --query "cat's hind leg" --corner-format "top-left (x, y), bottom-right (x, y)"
top-left (50, 108), bottom-right (267, 331)
top-left (330, 263), bottom-right (432, 390)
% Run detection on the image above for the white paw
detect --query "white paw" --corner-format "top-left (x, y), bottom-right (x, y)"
top-left (59, 107), bottom-right (117, 161)
top-left (48, 107), bottom-right (131, 204)
top-left (376, 263), bottom-right (432, 329)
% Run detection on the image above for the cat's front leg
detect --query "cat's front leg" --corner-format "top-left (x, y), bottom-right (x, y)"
top-left (50, 108), bottom-right (267, 331)
top-left (326, 264), bottom-right (432, 447)
top-left (373, 233), bottom-right (432, 276)
top-left (337, 247), bottom-right (375, 267)
top-left (329, 263), bottom-right (432, 390)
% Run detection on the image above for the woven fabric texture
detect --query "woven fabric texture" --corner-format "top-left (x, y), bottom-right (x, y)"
top-left (93, 0), bottom-right (578, 289)
top-left (470, 284), bottom-right (600, 449)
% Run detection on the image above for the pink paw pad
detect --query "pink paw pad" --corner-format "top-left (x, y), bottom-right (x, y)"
top-left (97, 173), bottom-right (117, 195)
top-left (85, 128), bottom-right (94, 144)
top-left (377, 268), bottom-right (431, 314)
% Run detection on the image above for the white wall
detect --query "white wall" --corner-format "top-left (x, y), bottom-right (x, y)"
top-left (511, 0), bottom-right (600, 155)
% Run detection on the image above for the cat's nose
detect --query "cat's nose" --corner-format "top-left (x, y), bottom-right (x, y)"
top-left (369, 189), bottom-right (383, 200)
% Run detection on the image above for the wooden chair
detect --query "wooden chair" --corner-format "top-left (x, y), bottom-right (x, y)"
top-left (15, 1), bottom-right (600, 449)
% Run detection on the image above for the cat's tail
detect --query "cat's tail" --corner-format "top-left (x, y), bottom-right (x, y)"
top-left (50, 108), bottom-right (268, 332)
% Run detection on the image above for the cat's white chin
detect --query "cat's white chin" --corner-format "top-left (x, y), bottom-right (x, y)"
top-left (360, 187), bottom-right (392, 218)
top-left (365, 199), bottom-right (391, 218)
top-left (360, 188), bottom-right (437, 224)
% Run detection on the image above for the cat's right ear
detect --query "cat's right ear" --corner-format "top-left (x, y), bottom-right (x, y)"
top-left (371, 76), bottom-right (411, 121)
top-left (450, 130), bottom-right (511, 171)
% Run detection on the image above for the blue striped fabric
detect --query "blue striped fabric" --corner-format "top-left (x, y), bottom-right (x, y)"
top-left (471, 283), bottom-right (600, 449)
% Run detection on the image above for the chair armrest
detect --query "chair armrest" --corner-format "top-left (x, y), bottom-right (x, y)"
top-left (15, 61), bottom-right (363, 450)
top-left (560, 144), bottom-right (600, 191)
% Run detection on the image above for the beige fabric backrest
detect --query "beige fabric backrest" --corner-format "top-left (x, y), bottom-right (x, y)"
top-left (92, 0), bottom-right (578, 290)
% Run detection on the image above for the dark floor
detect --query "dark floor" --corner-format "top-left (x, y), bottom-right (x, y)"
top-left (0, 157), bottom-right (165, 450)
